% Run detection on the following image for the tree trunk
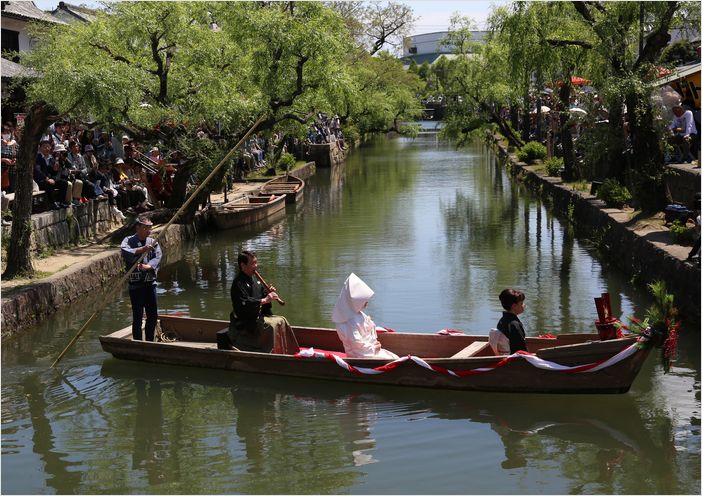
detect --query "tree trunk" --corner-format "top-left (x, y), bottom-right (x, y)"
top-left (625, 91), bottom-right (667, 211)
top-left (3, 102), bottom-right (51, 279)
top-left (510, 104), bottom-right (519, 134)
top-left (521, 91), bottom-right (531, 143)
top-left (535, 96), bottom-right (542, 143)
top-left (167, 162), bottom-right (192, 210)
top-left (605, 100), bottom-right (626, 181)
top-left (558, 81), bottom-right (576, 180)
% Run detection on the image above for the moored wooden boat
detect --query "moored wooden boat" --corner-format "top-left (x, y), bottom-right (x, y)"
top-left (100, 316), bottom-right (652, 394)
top-left (209, 193), bottom-right (287, 230)
top-left (259, 174), bottom-right (304, 204)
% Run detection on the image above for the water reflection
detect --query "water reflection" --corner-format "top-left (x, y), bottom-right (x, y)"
top-left (97, 359), bottom-right (683, 494)
top-left (133, 380), bottom-right (166, 484)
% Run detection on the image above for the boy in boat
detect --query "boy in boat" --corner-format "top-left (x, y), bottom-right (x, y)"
top-left (331, 273), bottom-right (399, 360)
top-left (491, 288), bottom-right (528, 354)
top-left (228, 251), bottom-right (298, 354)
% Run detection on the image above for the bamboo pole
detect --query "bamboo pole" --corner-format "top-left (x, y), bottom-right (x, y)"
top-left (50, 115), bottom-right (267, 368)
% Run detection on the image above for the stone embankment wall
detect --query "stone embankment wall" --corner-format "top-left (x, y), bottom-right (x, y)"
top-left (492, 136), bottom-right (700, 322)
top-left (306, 144), bottom-right (347, 168)
top-left (1, 200), bottom-right (123, 253)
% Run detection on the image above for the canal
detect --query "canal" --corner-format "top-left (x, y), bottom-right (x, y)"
top-left (2, 134), bottom-right (700, 494)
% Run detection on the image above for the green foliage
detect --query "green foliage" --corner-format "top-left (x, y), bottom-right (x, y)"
top-left (596, 178), bottom-right (632, 208)
top-left (660, 39), bottom-right (698, 65)
top-left (276, 152), bottom-right (296, 171)
top-left (343, 51), bottom-right (423, 136)
top-left (544, 157), bottom-right (564, 176)
top-left (669, 220), bottom-right (695, 245)
top-left (517, 141), bottom-right (547, 163)
top-left (645, 281), bottom-right (678, 328)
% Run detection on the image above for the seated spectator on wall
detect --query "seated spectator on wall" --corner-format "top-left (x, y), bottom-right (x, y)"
top-left (118, 135), bottom-right (131, 159)
top-left (149, 146), bottom-right (162, 165)
top-left (93, 162), bottom-right (126, 221)
top-left (34, 139), bottom-right (68, 209)
top-left (668, 104), bottom-right (698, 163)
top-left (53, 143), bottom-right (83, 206)
top-left (97, 134), bottom-right (117, 167)
top-left (67, 140), bottom-right (96, 201)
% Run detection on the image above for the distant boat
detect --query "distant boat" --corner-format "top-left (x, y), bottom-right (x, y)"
top-left (209, 193), bottom-right (286, 230)
top-left (100, 315), bottom-right (652, 394)
top-left (259, 174), bottom-right (304, 204)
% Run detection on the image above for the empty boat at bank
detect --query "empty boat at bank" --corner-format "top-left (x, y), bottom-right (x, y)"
top-left (259, 174), bottom-right (304, 204)
top-left (100, 315), bottom-right (653, 394)
top-left (209, 193), bottom-right (287, 230)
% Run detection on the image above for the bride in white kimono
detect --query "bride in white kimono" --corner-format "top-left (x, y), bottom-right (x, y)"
top-left (331, 273), bottom-right (399, 360)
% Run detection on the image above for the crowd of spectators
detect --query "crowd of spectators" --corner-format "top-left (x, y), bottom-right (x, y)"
top-left (2, 113), bottom-right (351, 221)
top-left (0, 119), bottom-right (180, 222)
top-left (307, 113), bottom-right (346, 151)
top-left (507, 84), bottom-right (699, 167)
top-left (233, 114), bottom-right (346, 179)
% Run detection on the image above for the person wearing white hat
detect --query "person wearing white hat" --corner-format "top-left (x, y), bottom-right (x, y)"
top-left (331, 273), bottom-right (399, 360)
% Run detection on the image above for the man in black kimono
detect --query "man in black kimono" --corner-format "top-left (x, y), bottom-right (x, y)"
top-left (228, 250), bottom-right (298, 354)
top-left (496, 288), bottom-right (528, 353)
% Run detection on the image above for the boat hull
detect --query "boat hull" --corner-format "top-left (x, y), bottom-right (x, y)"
top-left (100, 316), bottom-right (652, 394)
top-left (210, 193), bottom-right (287, 230)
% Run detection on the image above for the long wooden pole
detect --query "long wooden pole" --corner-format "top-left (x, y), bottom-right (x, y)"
top-left (50, 115), bottom-right (267, 368)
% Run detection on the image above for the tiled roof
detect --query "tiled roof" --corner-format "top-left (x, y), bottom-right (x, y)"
top-left (1, 57), bottom-right (39, 78)
top-left (52, 2), bottom-right (99, 22)
top-left (1, 1), bottom-right (65, 24)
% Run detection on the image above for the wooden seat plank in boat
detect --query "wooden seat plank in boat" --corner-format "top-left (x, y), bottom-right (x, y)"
top-left (450, 341), bottom-right (492, 358)
top-left (259, 175), bottom-right (305, 204)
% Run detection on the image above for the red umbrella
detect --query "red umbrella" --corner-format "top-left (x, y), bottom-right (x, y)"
top-left (556, 76), bottom-right (592, 87)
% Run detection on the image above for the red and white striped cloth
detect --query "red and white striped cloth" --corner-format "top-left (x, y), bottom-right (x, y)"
top-left (295, 338), bottom-right (644, 377)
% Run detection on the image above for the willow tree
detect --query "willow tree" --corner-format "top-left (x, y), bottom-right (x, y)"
top-left (491, 2), bottom-right (598, 180)
top-left (568, 1), bottom-right (699, 208)
top-left (212, 1), bottom-right (354, 136)
top-left (335, 51), bottom-right (423, 139)
top-left (11, 1), bottom-right (354, 276)
top-left (431, 15), bottom-right (520, 148)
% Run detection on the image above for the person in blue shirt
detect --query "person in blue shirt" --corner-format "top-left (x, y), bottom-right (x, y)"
top-left (121, 216), bottom-right (162, 341)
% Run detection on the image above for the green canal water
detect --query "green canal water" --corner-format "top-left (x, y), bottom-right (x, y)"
top-left (2, 135), bottom-right (700, 494)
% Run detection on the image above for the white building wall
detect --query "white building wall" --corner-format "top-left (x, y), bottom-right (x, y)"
top-left (1, 17), bottom-right (38, 51)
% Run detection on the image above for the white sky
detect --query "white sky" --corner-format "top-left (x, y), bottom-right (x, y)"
top-left (33, 0), bottom-right (506, 34)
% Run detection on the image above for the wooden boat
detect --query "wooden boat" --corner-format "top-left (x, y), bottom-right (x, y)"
top-left (209, 193), bottom-right (287, 230)
top-left (100, 315), bottom-right (652, 394)
top-left (259, 174), bottom-right (304, 204)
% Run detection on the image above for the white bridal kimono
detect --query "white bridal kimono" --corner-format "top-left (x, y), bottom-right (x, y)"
top-left (331, 273), bottom-right (399, 360)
